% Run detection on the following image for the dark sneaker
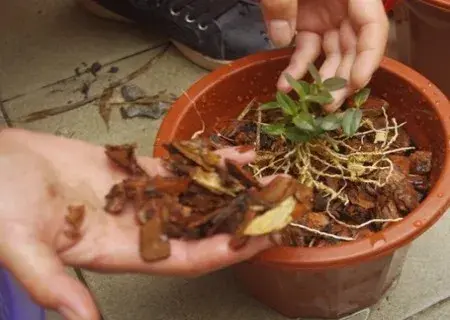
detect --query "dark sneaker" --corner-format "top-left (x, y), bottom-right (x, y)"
top-left (77, 0), bottom-right (273, 70)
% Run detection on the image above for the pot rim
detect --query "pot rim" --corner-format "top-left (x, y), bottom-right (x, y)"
top-left (154, 48), bottom-right (450, 269)
top-left (418, 0), bottom-right (450, 10)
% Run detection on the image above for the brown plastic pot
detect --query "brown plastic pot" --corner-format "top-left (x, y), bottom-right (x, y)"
top-left (394, 0), bottom-right (450, 97)
top-left (154, 48), bottom-right (450, 319)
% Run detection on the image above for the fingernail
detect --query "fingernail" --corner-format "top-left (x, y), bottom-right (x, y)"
top-left (59, 306), bottom-right (88, 320)
top-left (277, 74), bottom-right (291, 92)
top-left (269, 20), bottom-right (293, 48)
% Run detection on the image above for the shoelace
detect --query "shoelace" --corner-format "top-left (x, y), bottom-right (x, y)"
top-left (157, 0), bottom-right (241, 30)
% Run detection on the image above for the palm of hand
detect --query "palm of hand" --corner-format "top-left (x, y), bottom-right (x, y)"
top-left (0, 133), bottom-right (129, 319)
top-left (0, 129), bottom-right (270, 320)
top-left (296, 0), bottom-right (348, 33)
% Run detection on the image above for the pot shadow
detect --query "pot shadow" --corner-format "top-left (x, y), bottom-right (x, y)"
top-left (148, 269), bottom-right (284, 320)
top-left (86, 268), bottom-right (287, 320)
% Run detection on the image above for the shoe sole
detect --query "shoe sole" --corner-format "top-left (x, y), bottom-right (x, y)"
top-left (76, 0), bottom-right (231, 71)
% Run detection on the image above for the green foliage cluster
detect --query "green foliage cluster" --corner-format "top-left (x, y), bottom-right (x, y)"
top-left (261, 64), bottom-right (371, 143)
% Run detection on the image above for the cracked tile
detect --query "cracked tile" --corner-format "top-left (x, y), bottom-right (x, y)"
top-left (0, 113), bottom-right (7, 128)
top-left (409, 298), bottom-right (450, 320)
top-left (3, 45), bottom-right (167, 122)
top-left (12, 47), bottom-right (207, 156)
top-left (0, 0), bottom-right (165, 100)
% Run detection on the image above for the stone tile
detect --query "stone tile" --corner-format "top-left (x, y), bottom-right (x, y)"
top-left (20, 100), bottom-right (163, 156)
top-left (0, 0), bottom-right (166, 100)
top-left (409, 298), bottom-right (450, 320)
top-left (82, 269), bottom-right (287, 320)
top-left (10, 46), bottom-right (207, 156)
top-left (45, 310), bottom-right (64, 320)
top-left (0, 111), bottom-right (8, 128)
top-left (369, 212), bottom-right (450, 320)
top-left (0, 94), bottom-right (10, 128)
top-left (3, 45), bottom-right (166, 121)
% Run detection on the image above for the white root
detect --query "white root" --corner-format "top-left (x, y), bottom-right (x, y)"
top-left (381, 107), bottom-right (390, 148)
top-left (289, 222), bottom-right (355, 241)
top-left (325, 200), bottom-right (403, 230)
top-left (232, 103), bottom-right (414, 245)
top-left (182, 90), bottom-right (206, 140)
top-left (256, 109), bottom-right (262, 151)
top-left (237, 98), bottom-right (256, 121)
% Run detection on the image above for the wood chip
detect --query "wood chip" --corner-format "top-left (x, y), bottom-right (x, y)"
top-left (140, 215), bottom-right (171, 262)
top-left (244, 196), bottom-right (296, 236)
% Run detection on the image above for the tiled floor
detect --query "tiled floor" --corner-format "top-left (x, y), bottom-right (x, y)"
top-left (1, 1), bottom-right (449, 320)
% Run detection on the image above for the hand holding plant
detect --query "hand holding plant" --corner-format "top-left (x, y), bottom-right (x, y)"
top-left (261, 63), bottom-right (371, 143)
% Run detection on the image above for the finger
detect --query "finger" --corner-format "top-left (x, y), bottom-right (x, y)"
top-left (0, 236), bottom-right (99, 320)
top-left (176, 235), bottom-right (273, 276)
top-left (137, 157), bottom-right (170, 177)
top-left (349, 0), bottom-right (389, 89)
top-left (214, 146), bottom-right (256, 167)
top-left (324, 20), bottom-right (358, 113)
top-left (260, 174), bottom-right (290, 185)
top-left (137, 146), bottom-right (256, 177)
top-left (277, 31), bottom-right (322, 91)
top-left (261, 0), bottom-right (297, 47)
top-left (319, 30), bottom-right (342, 81)
top-left (81, 229), bottom-right (272, 276)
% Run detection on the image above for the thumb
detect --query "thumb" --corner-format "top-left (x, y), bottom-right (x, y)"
top-left (0, 237), bottom-right (99, 320)
top-left (261, 0), bottom-right (297, 47)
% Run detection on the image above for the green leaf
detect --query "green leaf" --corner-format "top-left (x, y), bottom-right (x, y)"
top-left (284, 74), bottom-right (309, 99)
top-left (320, 114), bottom-right (342, 131)
top-left (323, 77), bottom-right (347, 91)
top-left (312, 119), bottom-right (326, 135)
top-left (276, 92), bottom-right (297, 116)
top-left (314, 116), bottom-right (323, 127)
top-left (259, 101), bottom-right (279, 111)
top-left (335, 111), bottom-right (345, 120)
top-left (285, 126), bottom-right (310, 143)
top-left (262, 123), bottom-right (286, 135)
top-left (309, 83), bottom-right (320, 95)
top-left (308, 63), bottom-right (322, 85)
top-left (353, 88), bottom-right (371, 108)
top-left (342, 108), bottom-right (363, 136)
top-left (293, 112), bottom-right (316, 132)
top-left (297, 80), bottom-right (310, 95)
top-left (306, 91), bottom-right (334, 105)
